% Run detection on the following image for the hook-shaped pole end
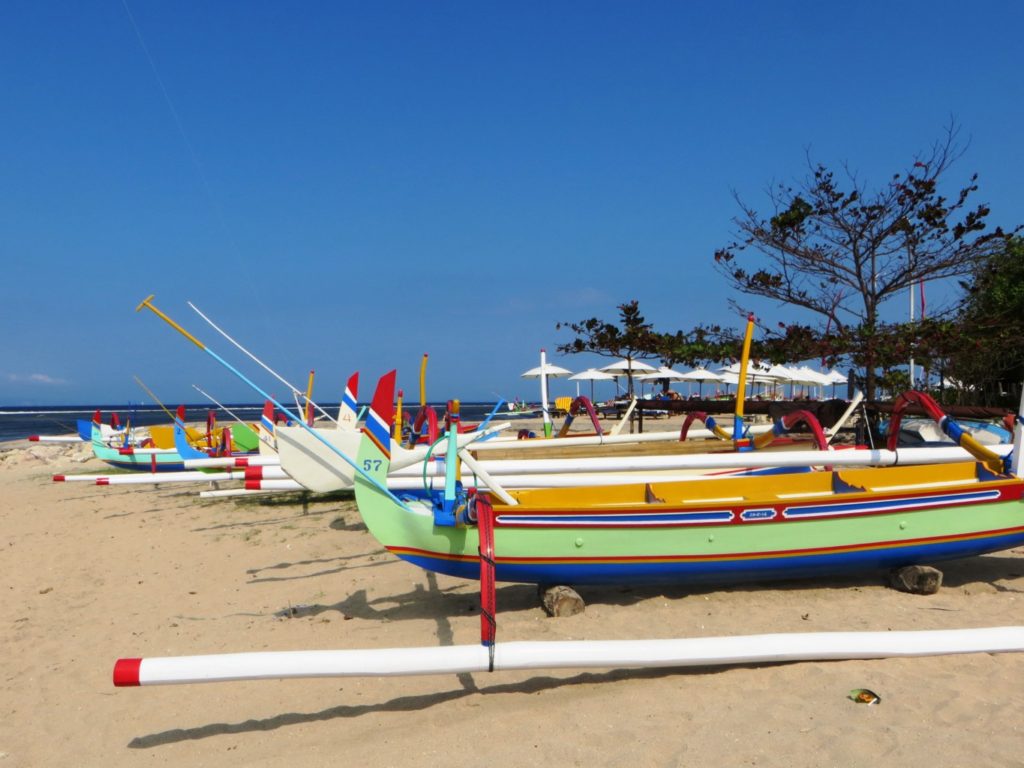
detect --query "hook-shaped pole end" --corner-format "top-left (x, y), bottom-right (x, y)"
top-left (135, 295), bottom-right (206, 350)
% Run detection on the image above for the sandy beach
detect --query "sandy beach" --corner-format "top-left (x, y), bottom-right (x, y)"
top-left (2, 416), bottom-right (1024, 767)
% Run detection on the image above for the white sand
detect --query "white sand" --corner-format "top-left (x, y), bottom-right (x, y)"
top-left (2, 423), bottom-right (1024, 767)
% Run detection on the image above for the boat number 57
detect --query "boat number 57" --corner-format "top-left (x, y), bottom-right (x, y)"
top-left (363, 459), bottom-right (382, 471)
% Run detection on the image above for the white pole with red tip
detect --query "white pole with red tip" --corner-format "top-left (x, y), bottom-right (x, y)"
top-left (114, 626), bottom-right (1024, 687)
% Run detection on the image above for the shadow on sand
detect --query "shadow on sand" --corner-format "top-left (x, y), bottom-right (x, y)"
top-left (126, 551), bottom-right (1024, 748)
top-left (127, 665), bottom-right (712, 749)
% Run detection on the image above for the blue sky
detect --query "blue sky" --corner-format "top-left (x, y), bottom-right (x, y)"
top-left (2, 1), bottom-right (1022, 406)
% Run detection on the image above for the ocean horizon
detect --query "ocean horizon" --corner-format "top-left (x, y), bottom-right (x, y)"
top-left (0, 401), bottom-right (506, 444)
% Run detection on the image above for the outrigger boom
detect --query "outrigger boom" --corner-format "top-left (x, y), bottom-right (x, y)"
top-left (115, 626), bottom-right (1024, 686)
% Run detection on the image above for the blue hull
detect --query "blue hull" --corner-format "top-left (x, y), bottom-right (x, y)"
top-left (394, 530), bottom-right (1024, 587)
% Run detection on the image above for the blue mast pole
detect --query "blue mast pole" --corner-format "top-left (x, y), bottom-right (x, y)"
top-left (136, 295), bottom-right (412, 512)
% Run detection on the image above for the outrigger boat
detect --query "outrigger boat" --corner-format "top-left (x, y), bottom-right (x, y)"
top-left (112, 368), bottom-right (1024, 690)
top-left (268, 318), bottom-right (861, 494)
top-left (86, 405), bottom-right (261, 473)
top-left (114, 298), bottom-right (1024, 690)
top-left (88, 420), bottom-right (190, 472)
top-left (269, 389), bottom-right (859, 494)
top-left (27, 410), bottom-right (131, 445)
top-left (353, 371), bottom-right (1024, 587)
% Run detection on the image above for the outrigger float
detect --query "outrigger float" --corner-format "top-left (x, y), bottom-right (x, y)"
top-left (116, 299), bottom-right (1024, 689)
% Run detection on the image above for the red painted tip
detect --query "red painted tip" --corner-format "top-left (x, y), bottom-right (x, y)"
top-left (28, 435), bottom-right (40, 442)
top-left (347, 371), bottom-right (359, 398)
top-left (96, 478), bottom-right (110, 486)
top-left (113, 658), bottom-right (142, 687)
top-left (233, 457), bottom-right (249, 467)
top-left (245, 479), bottom-right (260, 491)
top-left (53, 475), bottom-right (65, 482)
top-left (118, 447), bottom-right (133, 455)
top-left (244, 467), bottom-right (263, 480)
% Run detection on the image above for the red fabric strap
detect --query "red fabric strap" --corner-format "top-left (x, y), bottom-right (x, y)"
top-left (476, 496), bottom-right (497, 667)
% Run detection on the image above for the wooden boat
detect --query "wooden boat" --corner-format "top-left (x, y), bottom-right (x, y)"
top-left (114, 301), bottom-right (1024, 691)
top-left (170, 408), bottom-right (269, 461)
top-left (272, 416), bottom-right (512, 493)
top-left (271, 393), bottom-right (844, 493)
top-left (352, 371), bottom-right (1024, 587)
top-left (89, 421), bottom-right (188, 472)
top-left (29, 410), bottom-right (135, 445)
top-left (85, 406), bottom-right (247, 472)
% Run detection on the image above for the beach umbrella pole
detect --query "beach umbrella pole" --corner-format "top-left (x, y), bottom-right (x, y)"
top-left (539, 349), bottom-right (552, 438)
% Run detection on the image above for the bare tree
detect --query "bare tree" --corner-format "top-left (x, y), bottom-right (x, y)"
top-left (713, 122), bottom-right (1014, 400)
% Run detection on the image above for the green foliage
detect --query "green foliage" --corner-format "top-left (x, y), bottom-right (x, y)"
top-left (944, 237), bottom-right (1024, 405)
top-left (556, 301), bottom-right (662, 394)
top-left (559, 130), bottom-right (1021, 405)
top-left (556, 300), bottom-right (659, 360)
top-left (656, 324), bottom-right (738, 367)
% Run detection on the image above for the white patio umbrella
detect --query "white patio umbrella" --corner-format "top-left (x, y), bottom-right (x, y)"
top-left (766, 364), bottom-right (797, 399)
top-left (520, 362), bottom-right (574, 379)
top-left (789, 366), bottom-right (831, 399)
top-left (636, 366), bottom-right (687, 381)
top-left (635, 367), bottom-right (688, 399)
top-left (718, 361), bottom-right (777, 398)
top-left (599, 358), bottom-right (659, 374)
top-left (718, 371), bottom-right (740, 395)
top-left (719, 360), bottom-right (777, 381)
top-left (823, 369), bottom-right (849, 398)
top-left (766, 364), bottom-right (796, 380)
top-left (678, 367), bottom-right (724, 398)
top-left (568, 368), bottom-right (615, 402)
top-left (599, 358), bottom-right (658, 397)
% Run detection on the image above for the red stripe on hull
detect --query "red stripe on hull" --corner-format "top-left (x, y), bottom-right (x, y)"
top-left (386, 525), bottom-right (1024, 567)
top-left (489, 484), bottom-right (1023, 530)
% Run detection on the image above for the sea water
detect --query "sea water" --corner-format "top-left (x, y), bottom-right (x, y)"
top-left (0, 402), bottom-right (503, 444)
